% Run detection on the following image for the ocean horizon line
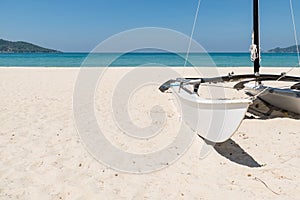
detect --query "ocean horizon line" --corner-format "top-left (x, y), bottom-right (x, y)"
top-left (1, 52), bottom-right (299, 67)
top-left (1, 51), bottom-right (299, 54)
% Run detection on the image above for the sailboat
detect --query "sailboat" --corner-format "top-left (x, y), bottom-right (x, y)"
top-left (159, 0), bottom-right (300, 143)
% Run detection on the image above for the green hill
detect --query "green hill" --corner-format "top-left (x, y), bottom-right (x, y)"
top-left (0, 39), bottom-right (61, 53)
top-left (268, 45), bottom-right (300, 53)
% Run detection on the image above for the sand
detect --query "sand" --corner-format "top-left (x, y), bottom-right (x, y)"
top-left (0, 67), bottom-right (299, 199)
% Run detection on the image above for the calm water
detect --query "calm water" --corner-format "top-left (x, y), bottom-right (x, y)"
top-left (0, 52), bottom-right (299, 67)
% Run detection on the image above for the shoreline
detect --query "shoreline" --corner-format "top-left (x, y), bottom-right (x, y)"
top-left (0, 66), bottom-right (298, 77)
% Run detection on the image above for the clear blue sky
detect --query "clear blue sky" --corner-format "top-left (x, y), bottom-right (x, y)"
top-left (1, 0), bottom-right (299, 52)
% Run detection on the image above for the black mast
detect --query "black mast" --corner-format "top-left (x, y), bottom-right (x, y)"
top-left (253, 0), bottom-right (260, 74)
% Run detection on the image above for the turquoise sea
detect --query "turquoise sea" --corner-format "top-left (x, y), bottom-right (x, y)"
top-left (0, 53), bottom-right (299, 67)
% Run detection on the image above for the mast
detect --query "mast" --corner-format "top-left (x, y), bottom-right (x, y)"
top-left (253, 0), bottom-right (260, 74)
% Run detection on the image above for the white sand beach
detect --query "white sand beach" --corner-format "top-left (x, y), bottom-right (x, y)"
top-left (0, 67), bottom-right (299, 199)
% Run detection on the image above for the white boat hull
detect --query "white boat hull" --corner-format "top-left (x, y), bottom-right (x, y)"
top-left (245, 84), bottom-right (300, 114)
top-left (172, 87), bottom-right (251, 143)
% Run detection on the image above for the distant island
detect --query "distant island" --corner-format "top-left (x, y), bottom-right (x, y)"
top-left (268, 45), bottom-right (300, 53)
top-left (0, 39), bottom-right (61, 53)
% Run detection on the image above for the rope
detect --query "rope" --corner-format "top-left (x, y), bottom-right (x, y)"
top-left (184, 0), bottom-right (202, 67)
top-left (200, 83), bottom-right (236, 90)
top-left (250, 31), bottom-right (258, 61)
top-left (250, 43), bottom-right (259, 61)
top-left (286, 0), bottom-right (300, 74)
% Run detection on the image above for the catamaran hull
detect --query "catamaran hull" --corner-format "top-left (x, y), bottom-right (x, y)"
top-left (172, 87), bottom-right (251, 143)
top-left (245, 84), bottom-right (300, 114)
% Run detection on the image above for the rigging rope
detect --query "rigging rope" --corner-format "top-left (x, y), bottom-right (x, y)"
top-left (184, 0), bottom-right (202, 67)
top-left (250, 32), bottom-right (259, 62)
top-left (286, 0), bottom-right (300, 74)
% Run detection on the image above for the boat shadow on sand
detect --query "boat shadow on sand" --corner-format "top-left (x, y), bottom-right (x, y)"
top-left (200, 136), bottom-right (262, 168)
